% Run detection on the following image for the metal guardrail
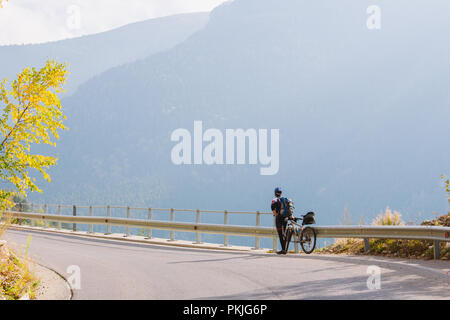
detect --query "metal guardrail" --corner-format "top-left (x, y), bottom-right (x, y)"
top-left (6, 203), bottom-right (450, 259)
top-left (314, 225), bottom-right (450, 242)
top-left (9, 203), bottom-right (276, 250)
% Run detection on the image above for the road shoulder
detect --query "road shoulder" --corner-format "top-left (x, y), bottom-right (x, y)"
top-left (26, 261), bottom-right (72, 300)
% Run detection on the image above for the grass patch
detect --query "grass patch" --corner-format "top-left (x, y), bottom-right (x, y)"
top-left (0, 242), bottom-right (39, 300)
top-left (1, 209), bottom-right (39, 300)
top-left (319, 209), bottom-right (450, 260)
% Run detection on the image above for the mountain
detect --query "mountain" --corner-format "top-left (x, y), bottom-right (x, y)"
top-left (29, 0), bottom-right (450, 225)
top-left (0, 12), bottom-right (209, 95)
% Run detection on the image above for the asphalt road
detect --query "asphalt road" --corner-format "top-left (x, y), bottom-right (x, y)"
top-left (4, 228), bottom-right (450, 300)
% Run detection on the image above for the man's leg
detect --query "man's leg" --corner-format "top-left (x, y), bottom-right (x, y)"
top-left (281, 217), bottom-right (288, 251)
top-left (275, 215), bottom-right (286, 252)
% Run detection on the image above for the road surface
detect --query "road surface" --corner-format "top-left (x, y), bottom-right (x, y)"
top-left (4, 228), bottom-right (449, 300)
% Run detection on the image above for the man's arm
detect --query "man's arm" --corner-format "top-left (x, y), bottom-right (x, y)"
top-left (271, 199), bottom-right (279, 216)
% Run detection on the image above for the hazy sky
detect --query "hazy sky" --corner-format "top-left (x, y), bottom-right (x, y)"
top-left (0, 0), bottom-right (228, 45)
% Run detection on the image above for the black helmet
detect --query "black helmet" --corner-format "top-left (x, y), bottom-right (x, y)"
top-left (274, 187), bottom-right (282, 196)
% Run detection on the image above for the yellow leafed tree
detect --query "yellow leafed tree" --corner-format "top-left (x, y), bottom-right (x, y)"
top-left (0, 60), bottom-right (68, 211)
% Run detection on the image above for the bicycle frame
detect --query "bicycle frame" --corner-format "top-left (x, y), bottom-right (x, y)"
top-left (280, 214), bottom-right (317, 254)
top-left (284, 218), bottom-right (305, 243)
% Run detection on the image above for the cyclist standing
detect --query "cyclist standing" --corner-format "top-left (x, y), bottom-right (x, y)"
top-left (271, 187), bottom-right (294, 255)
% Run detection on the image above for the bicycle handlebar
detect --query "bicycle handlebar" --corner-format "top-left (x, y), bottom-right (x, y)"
top-left (284, 216), bottom-right (302, 223)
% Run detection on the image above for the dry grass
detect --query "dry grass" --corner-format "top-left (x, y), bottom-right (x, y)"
top-left (0, 241), bottom-right (39, 299)
top-left (372, 207), bottom-right (404, 226)
top-left (1, 210), bottom-right (39, 300)
top-left (0, 249), bottom-right (39, 300)
top-left (318, 209), bottom-right (450, 260)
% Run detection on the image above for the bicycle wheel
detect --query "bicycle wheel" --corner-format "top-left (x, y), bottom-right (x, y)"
top-left (300, 227), bottom-right (316, 254)
top-left (284, 227), bottom-right (293, 252)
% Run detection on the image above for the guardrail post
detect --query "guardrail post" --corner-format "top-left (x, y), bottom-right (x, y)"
top-left (194, 209), bottom-right (201, 244)
top-left (253, 211), bottom-right (261, 250)
top-left (57, 205), bottom-right (61, 230)
top-left (145, 208), bottom-right (152, 239)
top-left (43, 204), bottom-right (48, 228)
top-left (88, 206), bottom-right (93, 233)
top-left (72, 205), bottom-right (77, 232)
top-left (17, 203), bottom-right (22, 225)
top-left (125, 206), bottom-right (130, 237)
top-left (169, 208), bottom-right (175, 241)
top-left (105, 205), bottom-right (111, 235)
top-left (30, 203), bottom-right (35, 227)
top-left (223, 210), bottom-right (229, 247)
top-left (364, 238), bottom-right (370, 252)
top-left (434, 241), bottom-right (440, 259)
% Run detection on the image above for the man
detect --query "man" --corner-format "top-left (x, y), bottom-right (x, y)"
top-left (271, 187), bottom-right (294, 255)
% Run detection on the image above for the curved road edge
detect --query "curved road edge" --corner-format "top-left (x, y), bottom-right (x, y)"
top-left (5, 227), bottom-right (449, 299)
top-left (9, 225), bottom-right (450, 282)
top-left (25, 260), bottom-right (73, 300)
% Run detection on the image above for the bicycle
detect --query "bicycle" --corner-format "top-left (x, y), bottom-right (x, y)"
top-left (283, 212), bottom-right (317, 254)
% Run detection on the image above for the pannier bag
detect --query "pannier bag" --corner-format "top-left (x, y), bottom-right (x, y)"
top-left (302, 212), bottom-right (316, 225)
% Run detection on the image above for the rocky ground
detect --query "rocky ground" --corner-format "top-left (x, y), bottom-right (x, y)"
top-left (317, 213), bottom-right (450, 260)
top-left (421, 213), bottom-right (450, 227)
